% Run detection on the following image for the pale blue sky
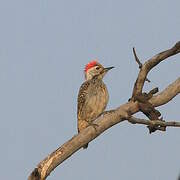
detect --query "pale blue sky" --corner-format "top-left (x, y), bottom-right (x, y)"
top-left (0, 0), bottom-right (180, 179)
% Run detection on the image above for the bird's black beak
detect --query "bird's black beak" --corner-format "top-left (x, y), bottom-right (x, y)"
top-left (104, 66), bottom-right (114, 71)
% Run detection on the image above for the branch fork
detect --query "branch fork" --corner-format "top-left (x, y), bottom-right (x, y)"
top-left (28, 41), bottom-right (180, 180)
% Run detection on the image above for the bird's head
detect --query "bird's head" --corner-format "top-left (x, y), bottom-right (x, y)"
top-left (84, 60), bottom-right (114, 80)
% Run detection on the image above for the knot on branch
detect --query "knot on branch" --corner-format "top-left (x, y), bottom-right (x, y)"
top-left (134, 87), bottom-right (159, 102)
top-left (132, 88), bottom-right (166, 133)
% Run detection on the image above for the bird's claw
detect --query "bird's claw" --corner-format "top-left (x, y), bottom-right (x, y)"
top-left (87, 122), bottom-right (99, 131)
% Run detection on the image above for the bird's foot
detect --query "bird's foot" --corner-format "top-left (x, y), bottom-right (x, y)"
top-left (90, 123), bottom-right (99, 131)
top-left (90, 123), bottom-right (99, 132)
top-left (85, 121), bottom-right (99, 131)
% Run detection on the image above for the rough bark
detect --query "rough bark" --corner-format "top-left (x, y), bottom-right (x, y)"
top-left (28, 41), bottom-right (180, 180)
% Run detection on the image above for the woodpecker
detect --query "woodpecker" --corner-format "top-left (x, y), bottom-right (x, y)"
top-left (77, 60), bottom-right (114, 149)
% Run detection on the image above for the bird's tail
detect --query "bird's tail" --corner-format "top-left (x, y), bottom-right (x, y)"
top-left (78, 120), bottom-right (89, 149)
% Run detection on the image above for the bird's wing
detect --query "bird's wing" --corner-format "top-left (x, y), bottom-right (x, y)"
top-left (77, 80), bottom-right (90, 120)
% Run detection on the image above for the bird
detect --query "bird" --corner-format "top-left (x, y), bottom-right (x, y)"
top-left (77, 60), bottom-right (114, 149)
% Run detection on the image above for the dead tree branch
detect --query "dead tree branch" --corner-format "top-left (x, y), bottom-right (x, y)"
top-left (132, 41), bottom-right (180, 97)
top-left (127, 116), bottom-right (180, 128)
top-left (131, 41), bottom-right (180, 132)
top-left (28, 41), bottom-right (180, 180)
top-left (150, 77), bottom-right (180, 107)
top-left (133, 47), bottom-right (150, 82)
top-left (133, 47), bottom-right (142, 68)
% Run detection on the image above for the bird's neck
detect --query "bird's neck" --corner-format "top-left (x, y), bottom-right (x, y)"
top-left (85, 74), bottom-right (103, 81)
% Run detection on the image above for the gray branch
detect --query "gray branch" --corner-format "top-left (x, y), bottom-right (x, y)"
top-left (127, 116), bottom-right (180, 128)
top-left (28, 41), bottom-right (180, 180)
top-left (132, 41), bottom-right (180, 97)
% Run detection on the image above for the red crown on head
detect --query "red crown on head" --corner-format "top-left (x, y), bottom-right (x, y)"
top-left (84, 60), bottom-right (98, 72)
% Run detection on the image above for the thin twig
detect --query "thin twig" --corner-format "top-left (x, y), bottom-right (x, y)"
top-left (133, 47), bottom-right (151, 82)
top-left (133, 47), bottom-right (142, 68)
top-left (127, 116), bottom-right (180, 128)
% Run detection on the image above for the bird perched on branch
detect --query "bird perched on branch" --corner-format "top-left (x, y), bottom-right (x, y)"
top-left (77, 60), bottom-right (114, 149)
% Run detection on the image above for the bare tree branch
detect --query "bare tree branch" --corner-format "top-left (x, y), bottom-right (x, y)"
top-left (132, 41), bottom-right (180, 97)
top-left (133, 47), bottom-right (142, 68)
top-left (28, 42), bottom-right (180, 180)
top-left (150, 77), bottom-right (180, 107)
top-left (133, 47), bottom-right (150, 82)
top-left (127, 116), bottom-right (180, 128)
top-left (131, 42), bottom-right (180, 132)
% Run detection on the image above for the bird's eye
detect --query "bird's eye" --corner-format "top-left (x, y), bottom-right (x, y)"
top-left (96, 67), bottom-right (100, 70)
